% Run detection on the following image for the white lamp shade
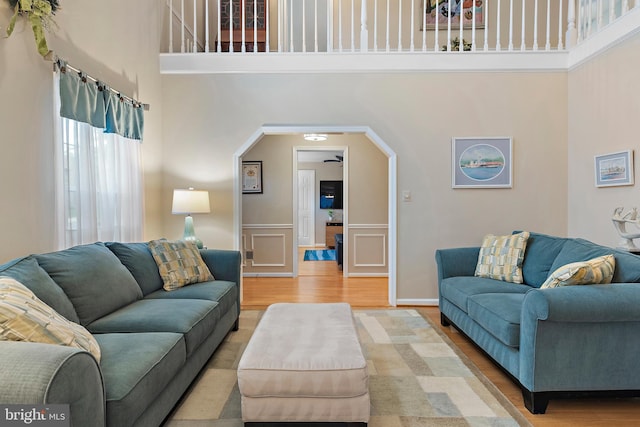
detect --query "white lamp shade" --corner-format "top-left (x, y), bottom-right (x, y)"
top-left (172, 189), bottom-right (211, 214)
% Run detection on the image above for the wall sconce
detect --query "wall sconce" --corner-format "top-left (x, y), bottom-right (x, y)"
top-left (172, 188), bottom-right (210, 249)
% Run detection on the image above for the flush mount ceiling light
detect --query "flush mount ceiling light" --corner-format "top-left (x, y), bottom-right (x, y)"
top-left (304, 133), bottom-right (328, 141)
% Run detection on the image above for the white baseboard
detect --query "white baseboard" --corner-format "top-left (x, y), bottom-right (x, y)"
top-left (396, 298), bottom-right (439, 306)
top-left (243, 273), bottom-right (294, 278)
top-left (347, 273), bottom-right (389, 278)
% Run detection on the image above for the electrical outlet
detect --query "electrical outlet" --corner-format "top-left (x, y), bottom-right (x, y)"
top-left (245, 250), bottom-right (254, 260)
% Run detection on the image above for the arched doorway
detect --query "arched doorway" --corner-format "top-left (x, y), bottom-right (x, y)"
top-left (233, 125), bottom-right (397, 306)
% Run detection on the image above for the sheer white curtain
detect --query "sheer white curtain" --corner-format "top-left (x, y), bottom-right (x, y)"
top-left (53, 74), bottom-right (144, 249)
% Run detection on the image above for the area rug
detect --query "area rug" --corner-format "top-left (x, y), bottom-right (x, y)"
top-left (303, 249), bottom-right (337, 261)
top-left (164, 309), bottom-right (531, 427)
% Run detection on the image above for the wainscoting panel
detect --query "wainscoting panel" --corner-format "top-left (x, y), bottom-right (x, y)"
top-left (242, 225), bottom-right (293, 275)
top-left (348, 225), bottom-right (388, 277)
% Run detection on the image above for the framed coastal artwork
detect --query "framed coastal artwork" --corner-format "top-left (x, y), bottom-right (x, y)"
top-left (594, 150), bottom-right (634, 187)
top-left (452, 137), bottom-right (512, 188)
top-left (423, 0), bottom-right (485, 30)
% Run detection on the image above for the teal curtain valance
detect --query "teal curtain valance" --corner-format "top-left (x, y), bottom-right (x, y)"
top-left (58, 61), bottom-right (145, 141)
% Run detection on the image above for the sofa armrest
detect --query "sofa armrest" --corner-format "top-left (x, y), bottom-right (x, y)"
top-left (0, 342), bottom-right (105, 427)
top-left (199, 249), bottom-right (242, 285)
top-left (519, 284), bottom-right (640, 392)
top-left (435, 247), bottom-right (480, 283)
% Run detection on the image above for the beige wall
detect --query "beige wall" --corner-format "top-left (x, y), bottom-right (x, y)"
top-left (241, 134), bottom-right (388, 275)
top-left (568, 33), bottom-right (640, 248)
top-left (161, 71), bottom-right (568, 301)
top-left (0, 0), bottom-right (164, 263)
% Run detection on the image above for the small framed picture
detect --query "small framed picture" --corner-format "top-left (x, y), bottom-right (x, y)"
top-left (242, 161), bottom-right (263, 194)
top-left (595, 150), bottom-right (634, 187)
top-left (452, 137), bottom-right (513, 188)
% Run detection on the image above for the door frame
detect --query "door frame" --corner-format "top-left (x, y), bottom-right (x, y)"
top-left (234, 125), bottom-right (397, 306)
top-left (293, 146), bottom-right (348, 278)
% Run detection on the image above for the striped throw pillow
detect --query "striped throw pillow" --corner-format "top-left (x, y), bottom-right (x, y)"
top-left (475, 231), bottom-right (530, 284)
top-left (0, 277), bottom-right (101, 362)
top-left (541, 254), bottom-right (615, 288)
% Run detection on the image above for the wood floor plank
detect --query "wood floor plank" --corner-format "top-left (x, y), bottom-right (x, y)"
top-left (241, 248), bottom-right (640, 426)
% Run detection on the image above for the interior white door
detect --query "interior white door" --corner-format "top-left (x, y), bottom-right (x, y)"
top-left (297, 169), bottom-right (315, 246)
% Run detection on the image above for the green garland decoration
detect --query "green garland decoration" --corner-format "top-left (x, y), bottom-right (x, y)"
top-left (6, 0), bottom-right (59, 57)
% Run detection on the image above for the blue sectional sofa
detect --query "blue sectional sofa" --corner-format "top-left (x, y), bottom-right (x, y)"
top-left (436, 232), bottom-right (640, 414)
top-left (0, 241), bottom-right (241, 427)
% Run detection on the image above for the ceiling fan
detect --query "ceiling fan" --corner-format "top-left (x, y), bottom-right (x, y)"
top-left (324, 155), bottom-right (344, 163)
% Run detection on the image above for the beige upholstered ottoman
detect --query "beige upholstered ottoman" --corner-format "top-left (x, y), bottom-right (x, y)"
top-left (238, 303), bottom-right (369, 426)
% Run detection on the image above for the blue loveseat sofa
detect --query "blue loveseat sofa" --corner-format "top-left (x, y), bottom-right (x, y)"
top-left (0, 241), bottom-right (241, 427)
top-left (436, 232), bottom-right (640, 414)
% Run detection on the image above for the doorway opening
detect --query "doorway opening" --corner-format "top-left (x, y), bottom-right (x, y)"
top-left (234, 125), bottom-right (397, 306)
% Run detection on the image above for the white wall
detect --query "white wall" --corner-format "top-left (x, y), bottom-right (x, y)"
top-left (161, 71), bottom-right (568, 301)
top-left (568, 33), bottom-right (640, 247)
top-left (0, 0), bottom-right (165, 262)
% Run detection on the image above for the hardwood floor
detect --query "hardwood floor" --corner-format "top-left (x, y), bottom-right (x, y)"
top-left (240, 249), bottom-right (640, 426)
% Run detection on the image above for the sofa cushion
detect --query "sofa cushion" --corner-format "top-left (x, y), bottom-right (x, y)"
top-left (0, 256), bottom-right (79, 323)
top-left (148, 239), bottom-right (214, 291)
top-left (475, 231), bottom-right (530, 284)
top-left (145, 280), bottom-right (238, 315)
top-left (94, 332), bottom-right (185, 427)
top-left (88, 299), bottom-right (220, 357)
top-left (440, 276), bottom-right (530, 314)
top-left (106, 242), bottom-right (164, 295)
top-left (0, 277), bottom-right (101, 361)
top-left (516, 231), bottom-right (568, 288)
top-left (468, 293), bottom-right (524, 348)
top-left (541, 254), bottom-right (615, 288)
top-left (35, 243), bottom-right (143, 326)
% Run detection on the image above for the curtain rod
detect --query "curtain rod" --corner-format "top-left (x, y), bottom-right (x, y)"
top-left (51, 56), bottom-right (150, 111)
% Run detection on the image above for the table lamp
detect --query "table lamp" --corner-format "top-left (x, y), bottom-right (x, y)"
top-left (172, 188), bottom-right (211, 248)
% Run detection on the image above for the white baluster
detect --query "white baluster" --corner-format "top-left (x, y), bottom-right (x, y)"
top-left (496, 0), bottom-right (502, 51)
top-left (205, 0), bottom-right (210, 52)
top-left (410, 0), bottom-right (415, 52)
top-left (533, 0), bottom-right (539, 50)
top-left (566, 0), bottom-right (577, 48)
top-left (290, 0), bottom-right (294, 52)
top-left (447, 0), bottom-right (452, 51)
top-left (266, 0), bottom-right (270, 52)
top-left (459, 0), bottom-right (464, 52)
top-left (374, 0), bottom-right (379, 52)
top-left (472, 0), bottom-right (477, 51)
top-left (609, 0), bottom-right (616, 23)
top-left (251, 0), bottom-right (257, 52)
top-left (422, 0), bottom-right (427, 51)
top-left (385, 0), bottom-right (390, 52)
top-left (545, 0), bottom-right (551, 50)
top-left (434, 0), bottom-right (439, 52)
top-left (339, 0), bottom-right (343, 52)
top-left (192, 0), bottom-right (196, 52)
top-left (181, 0), bottom-right (186, 52)
top-left (397, 0), bottom-right (402, 51)
top-left (351, 0), bottom-right (355, 52)
top-left (558, 0), bottom-right (564, 50)
top-left (169, 0), bottom-right (174, 53)
top-left (520, 0), bottom-right (526, 51)
top-left (587, 0), bottom-right (593, 37)
top-left (241, 0), bottom-right (246, 52)
top-left (217, 0), bottom-right (222, 52)
top-left (508, 0), bottom-right (514, 51)
top-left (598, 0), bottom-right (604, 30)
top-left (302, 0), bottom-right (307, 52)
top-left (623, 0), bottom-right (630, 12)
top-left (484, 0), bottom-right (489, 51)
top-left (278, 0), bottom-right (282, 52)
top-left (361, 0), bottom-right (369, 52)
top-left (315, 0), bottom-right (319, 52)
top-left (230, 0), bottom-right (234, 52)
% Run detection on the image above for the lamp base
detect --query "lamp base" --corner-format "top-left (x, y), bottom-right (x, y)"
top-left (183, 215), bottom-right (203, 249)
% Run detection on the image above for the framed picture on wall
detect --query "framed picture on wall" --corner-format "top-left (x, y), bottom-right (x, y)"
top-left (242, 161), bottom-right (263, 194)
top-left (422, 0), bottom-right (485, 30)
top-left (452, 137), bottom-right (513, 188)
top-left (594, 150), bottom-right (634, 187)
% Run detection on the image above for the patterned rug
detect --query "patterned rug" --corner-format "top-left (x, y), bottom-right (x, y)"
top-left (303, 249), bottom-right (337, 261)
top-left (164, 309), bottom-right (531, 426)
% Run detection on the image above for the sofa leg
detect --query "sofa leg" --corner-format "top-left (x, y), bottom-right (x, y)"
top-left (233, 319), bottom-right (239, 331)
top-left (440, 313), bottom-right (451, 327)
top-left (522, 390), bottom-right (550, 414)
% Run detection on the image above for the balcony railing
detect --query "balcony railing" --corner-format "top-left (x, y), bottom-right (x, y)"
top-left (163, 0), bottom-right (639, 55)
